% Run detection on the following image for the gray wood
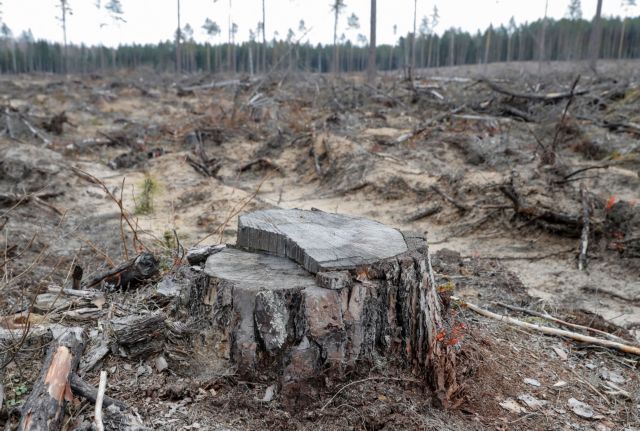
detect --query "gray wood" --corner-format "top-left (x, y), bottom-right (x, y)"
top-left (237, 209), bottom-right (414, 273)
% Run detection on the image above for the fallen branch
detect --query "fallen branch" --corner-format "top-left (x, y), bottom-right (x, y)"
top-left (480, 78), bottom-right (588, 102)
top-left (495, 302), bottom-right (626, 343)
top-left (70, 374), bottom-right (127, 411)
top-left (578, 182), bottom-right (590, 271)
top-left (83, 252), bottom-right (159, 291)
top-left (453, 296), bottom-right (640, 356)
top-left (94, 371), bottom-right (107, 431)
top-left (431, 186), bottom-right (471, 212)
top-left (238, 157), bottom-right (283, 174)
top-left (405, 205), bottom-right (442, 222)
top-left (19, 327), bottom-right (86, 430)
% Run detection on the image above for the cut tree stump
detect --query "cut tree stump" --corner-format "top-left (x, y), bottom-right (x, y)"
top-left (194, 209), bottom-right (461, 408)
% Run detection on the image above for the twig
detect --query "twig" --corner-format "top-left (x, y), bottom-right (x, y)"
top-left (405, 205), bottom-right (442, 222)
top-left (94, 370), bottom-right (107, 431)
top-left (453, 296), bottom-right (640, 356)
top-left (562, 165), bottom-right (609, 181)
top-left (550, 75), bottom-right (581, 159)
top-left (321, 376), bottom-right (421, 411)
top-left (494, 302), bottom-right (626, 342)
top-left (71, 167), bottom-right (146, 253)
top-left (70, 374), bottom-right (127, 411)
top-left (431, 185), bottom-right (471, 212)
top-left (578, 182), bottom-right (590, 271)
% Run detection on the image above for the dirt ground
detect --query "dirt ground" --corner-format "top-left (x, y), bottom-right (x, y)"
top-left (1, 60), bottom-right (639, 430)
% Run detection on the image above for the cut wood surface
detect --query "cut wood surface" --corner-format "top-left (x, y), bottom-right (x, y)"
top-left (237, 208), bottom-right (415, 273)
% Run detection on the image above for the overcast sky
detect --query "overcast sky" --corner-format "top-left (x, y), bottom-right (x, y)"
top-left (1, 1), bottom-right (638, 47)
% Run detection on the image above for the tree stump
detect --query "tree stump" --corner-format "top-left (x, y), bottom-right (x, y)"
top-left (194, 209), bottom-right (461, 408)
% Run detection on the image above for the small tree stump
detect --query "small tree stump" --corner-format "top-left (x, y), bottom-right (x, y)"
top-left (193, 209), bottom-right (461, 408)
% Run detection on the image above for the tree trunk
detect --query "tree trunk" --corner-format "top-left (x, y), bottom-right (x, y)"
top-left (618, 18), bottom-right (626, 59)
top-left (538, 0), bottom-right (548, 74)
top-left (333, 8), bottom-right (340, 73)
top-left (175, 0), bottom-right (181, 74)
top-left (191, 209), bottom-right (462, 409)
top-left (449, 32), bottom-right (454, 67)
top-left (366, 0), bottom-right (377, 83)
top-left (589, 0), bottom-right (604, 72)
top-left (206, 43), bottom-right (211, 73)
top-left (262, 0), bottom-right (267, 73)
top-left (409, 0), bottom-right (417, 80)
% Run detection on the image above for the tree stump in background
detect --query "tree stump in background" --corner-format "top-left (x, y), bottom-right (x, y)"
top-left (192, 209), bottom-right (461, 408)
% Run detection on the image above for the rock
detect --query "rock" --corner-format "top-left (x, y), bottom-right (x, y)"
top-left (524, 378), bottom-right (541, 387)
top-left (568, 397), bottom-right (598, 419)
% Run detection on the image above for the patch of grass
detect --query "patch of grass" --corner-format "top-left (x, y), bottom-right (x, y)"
top-left (134, 175), bottom-right (158, 215)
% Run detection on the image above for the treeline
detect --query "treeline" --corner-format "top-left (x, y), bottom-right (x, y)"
top-left (0, 15), bottom-right (639, 74)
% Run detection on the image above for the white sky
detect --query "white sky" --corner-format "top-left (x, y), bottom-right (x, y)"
top-left (1, 0), bottom-right (638, 47)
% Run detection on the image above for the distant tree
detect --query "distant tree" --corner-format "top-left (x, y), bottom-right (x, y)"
top-left (175, 0), bottom-right (181, 73)
top-left (346, 13), bottom-right (359, 71)
top-left (389, 23), bottom-right (397, 69)
top-left (618, 0), bottom-right (637, 58)
top-left (203, 18), bottom-right (221, 72)
top-left (183, 23), bottom-right (195, 71)
top-left (430, 5), bottom-right (439, 67)
top-left (506, 16), bottom-right (516, 62)
top-left (366, 0), bottom-right (376, 82)
top-left (261, 0), bottom-right (266, 73)
top-left (331, 0), bottom-right (346, 73)
top-left (96, 0), bottom-right (125, 69)
top-left (408, 0), bottom-right (417, 79)
top-left (538, 0), bottom-right (549, 73)
top-left (57, 0), bottom-right (72, 72)
top-left (567, 0), bottom-right (583, 19)
top-left (484, 24), bottom-right (493, 65)
top-left (589, 0), bottom-right (604, 72)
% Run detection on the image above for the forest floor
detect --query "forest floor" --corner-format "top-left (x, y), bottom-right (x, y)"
top-left (0, 60), bottom-right (639, 430)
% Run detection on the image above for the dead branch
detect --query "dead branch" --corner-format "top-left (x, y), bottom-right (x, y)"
top-left (431, 185), bottom-right (471, 212)
top-left (406, 205), bottom-right (442, 222)
top-left (480, 78), bottom-right (588, 102)
top-left (19, 327), bottom-right (86, 430)
top-left (578, 182), bottom-right (590, 271)
top-left (238, 158), bottom-right (283, 174)
top-left (83, 252), bottom-right (159, 291)
top-left (70, 374), bottom-right (127, 412)
top-left (549, 76), bottom-right (581, 163)
top-left (71, 167), bottom-right (147, 253)
top-left (94, 371), bottom-right (107, 431)
top-left (495, 302), bottom-right (626, 343)
top-left (453, 296), bottom-right (640, 356)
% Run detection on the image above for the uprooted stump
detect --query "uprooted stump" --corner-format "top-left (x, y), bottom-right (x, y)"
top-left (191, 209), bottom-right (463, 408)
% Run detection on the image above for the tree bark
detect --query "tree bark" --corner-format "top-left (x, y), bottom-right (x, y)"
top-left (589, 0), bottom-right (604, 72)
top-left (191, 209), bottom-right (462, 409)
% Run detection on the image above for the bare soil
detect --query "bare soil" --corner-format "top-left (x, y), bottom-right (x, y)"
top-left (1, 60), bottom-right (639, 430)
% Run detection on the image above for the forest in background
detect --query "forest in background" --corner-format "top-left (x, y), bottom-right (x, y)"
top-left (0, 5), bottom-right (639, 74)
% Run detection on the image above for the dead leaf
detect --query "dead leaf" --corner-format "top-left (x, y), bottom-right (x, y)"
top-left (524, 378), bottom-right (541, 387)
